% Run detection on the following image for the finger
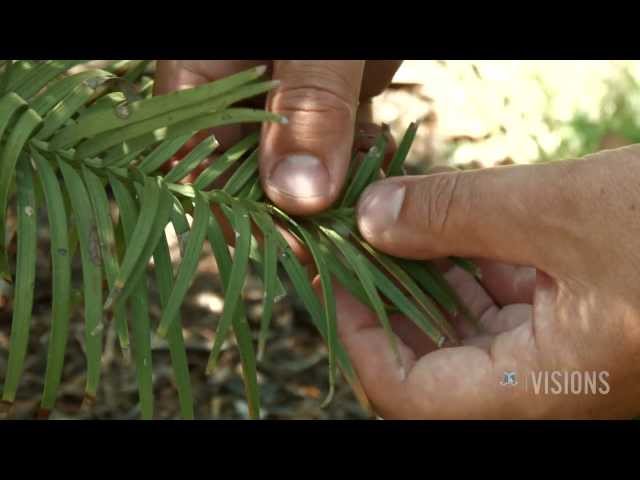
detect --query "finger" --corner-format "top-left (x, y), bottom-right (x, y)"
top-left (260, 60), bottom-right (365, 216)
top-left (360, 60), bottom-right (403, 100)
top-left (473, 259), bottom-right (536, 305)
top-left (442, 265), bottom-right (499, 337)
top-left (154, 60), bottom-right (264, 93)
top-left (426, 165), bottom-right (458, 175)
top-left (333, 281), bottom-right (542, 419)
top-left (388, 314), bottom-right (440, 357)
top-left (393, 164), bottom-right (536, 306)
top-left (154, 60), bottom-right (265, 152)
top-left (353, 121), bottom-right (397, 170)
top-left (331, 282), bottom-right (418, 417)
top-left (401, 318), bottom-right (541, 419)
top-left (440, 264), bottom-right (529, 337)
top-left (356, 161), bottom-right (588, 274)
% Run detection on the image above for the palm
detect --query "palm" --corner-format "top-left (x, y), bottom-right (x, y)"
top-left (335, 259), bottom-right (544, 419)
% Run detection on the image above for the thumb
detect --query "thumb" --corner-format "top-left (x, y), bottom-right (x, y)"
top-left (356, 161), bottom-right (586, 272)
top-left (260, 60), bottom-right (365, 216)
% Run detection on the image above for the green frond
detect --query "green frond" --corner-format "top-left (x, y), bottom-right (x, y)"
top-left (2, 156), bottom-right (38, 407)
top-left (0, 60), bottom-right (469, 419)
top-left (31, 149), bottom-right (72, 417)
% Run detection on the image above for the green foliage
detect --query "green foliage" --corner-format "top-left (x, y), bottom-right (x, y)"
top-left (540, 67), bottom-right (640, 162)
top-left (0, 60), bottom-right (469, 419)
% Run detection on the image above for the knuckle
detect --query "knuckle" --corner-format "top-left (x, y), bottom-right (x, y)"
top-left (275, 84), bottom-right (355, 118)
top-left (273, 60), bottom-right (362, 118)
top-left (414, 171), bottom-right (468, 236)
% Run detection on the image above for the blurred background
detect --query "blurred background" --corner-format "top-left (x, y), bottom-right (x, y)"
top-left (375, 60), bottom-right (640, 170)
top-left (1, 60), bottom-right (640, 419)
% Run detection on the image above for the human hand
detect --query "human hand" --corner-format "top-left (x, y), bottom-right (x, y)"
top-left (334, 147), bottom-right (640, 419)
top-left (154, 60), bottom-right (401, 215)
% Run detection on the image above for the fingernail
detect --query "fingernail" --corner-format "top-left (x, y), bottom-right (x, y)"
top-left (357, 181), bottom-right (406, 236)
top-left (267, 154), bottom-right (330, 199)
